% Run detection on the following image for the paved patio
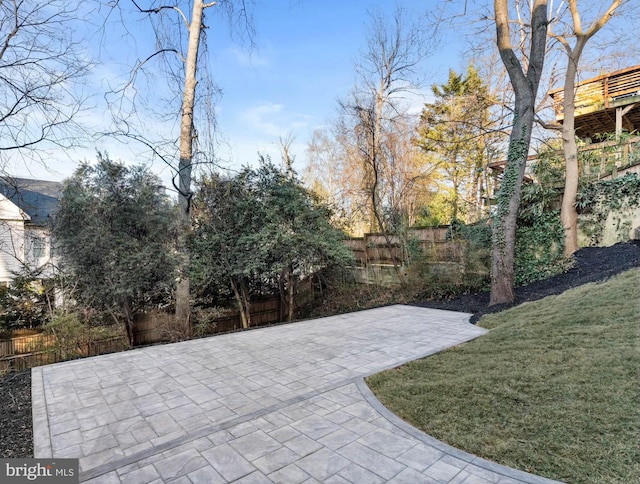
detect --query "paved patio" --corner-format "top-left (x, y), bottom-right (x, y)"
top-left (32, 305), bottom-right (560, 483)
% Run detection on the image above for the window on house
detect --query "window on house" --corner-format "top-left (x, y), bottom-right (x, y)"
top-left (32, 238), bottom-right (46, 258)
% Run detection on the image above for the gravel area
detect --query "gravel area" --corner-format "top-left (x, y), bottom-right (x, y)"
top-left (1, 240), bottom-right (638, 459)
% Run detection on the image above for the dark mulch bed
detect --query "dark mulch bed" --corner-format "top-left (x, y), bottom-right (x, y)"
top-left (1, 240), bottom-right (638, 459)
top-left (414, 240), bottom-right (640, 323)
top-left (0, 371), bottom-right (33, 458)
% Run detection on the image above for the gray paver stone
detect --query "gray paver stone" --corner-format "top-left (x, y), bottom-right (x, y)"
top-left (426, 459), bottom-right (466, 482)
top-left (268, 463), bottom-right (311, 484)
top-left (201, 443), bottom-right (255, 482)
top-left (337, 463), bottom-right (385, 484)
top-left (337, 441), bottom-right (406, 480)
top-left (118, 464), bottom-right (160, 484)
top-left (186, 465), bottom-right (225, 484)
top-left (228, 430), bottom-right (282, 462)
top-left (388, 467), bottom-right (440, 483)
top-left (295, 448), bottom-right (351, 481)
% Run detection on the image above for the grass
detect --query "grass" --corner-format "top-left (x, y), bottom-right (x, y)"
top-left (366, 268), bottom-right (640, 483)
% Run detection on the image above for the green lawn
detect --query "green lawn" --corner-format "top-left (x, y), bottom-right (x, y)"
top-left (367, 269), bottom-right (640, 483)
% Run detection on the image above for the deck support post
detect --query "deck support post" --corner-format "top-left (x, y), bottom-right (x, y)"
top-left (616, 103), bottom-right (636, 140)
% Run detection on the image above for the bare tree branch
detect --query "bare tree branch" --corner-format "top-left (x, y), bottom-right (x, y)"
top-left (0, 0), bottom-right (91, 165)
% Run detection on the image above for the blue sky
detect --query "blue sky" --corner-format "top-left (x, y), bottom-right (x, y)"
top-left (210, 0), bottom-right (465, 173)
top-left (7, 0), bottom-right (470, 191)
top-left (6, 1), bottom-right (638, 193)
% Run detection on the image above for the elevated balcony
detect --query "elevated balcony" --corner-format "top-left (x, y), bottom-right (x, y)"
top-left (488, 135), bottom-right (640, 184)
top-left (549, 65), bottom-right (640, 139)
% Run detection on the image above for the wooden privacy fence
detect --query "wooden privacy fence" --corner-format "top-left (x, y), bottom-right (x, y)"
top-left (346, 227), bottom-right (467, 285)
top-left (133, 278), bottom-right (317, 346)
top-left (346, 227), bottom-right (451, 267)
top-left (0, 331), bottom-right (129, 374)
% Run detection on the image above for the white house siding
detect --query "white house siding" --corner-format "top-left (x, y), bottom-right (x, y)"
top-left (0, 220), bottom-right (27, 284)
top-left (0, 193), bottom-right (29, 283)
top-left (24, 225), bottom-right (57, 279)
top-left (0, 193), bottom-right (59, 284)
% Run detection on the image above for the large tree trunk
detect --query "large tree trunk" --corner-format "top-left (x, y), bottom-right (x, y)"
top-left (557, 1), bottom-right (623, 256)
top-left (490, 0), bottom-right (548, 306)
top-left (490, 107), bottom-right (534, 304)
top-left (559, 48), bottom-right (583, 257)
top-left (175, 0), bottom-right (206, 336)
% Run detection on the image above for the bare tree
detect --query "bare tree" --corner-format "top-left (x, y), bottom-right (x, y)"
top-left (278, 132), bottom-right (296, 178)
top-left (0, 1), bottom-right (89, 165)
top-left (103, 1), bottom-right (253, 335)
top-left (337, 7), bottom-right (428, 282)
top-left (551, 0), bottom-right (625, 257)
top-left (490, 0), bottom-right (549, 305)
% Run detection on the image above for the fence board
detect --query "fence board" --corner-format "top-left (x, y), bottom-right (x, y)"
top-left (0, 340), bottom-right (14, 357)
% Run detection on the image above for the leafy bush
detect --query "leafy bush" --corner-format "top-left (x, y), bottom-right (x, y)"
top-left (0, 275), bottom-right (52, 331)
top-left (191, 159), bottom-right (354, 325)
top-left (43, 312), bottom-right (88, 359)
top-left (43, 312), bottom-right (126, 360)
top-left (53, 154), bottom-right (176, 343)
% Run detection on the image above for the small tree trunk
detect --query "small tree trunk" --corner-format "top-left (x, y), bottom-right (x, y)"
top-left (451, 153), bottom-right (460, 221)
top-left (278, 268), bottom-right (286, 322)
top-left (231, 279), bottom-right (249, 329)
top-left (122, 296), bottom-right (135, 347)
top-left (287, 265), bottom-right (294, 323)
top-left (240, 279), bottom-right (251, 328)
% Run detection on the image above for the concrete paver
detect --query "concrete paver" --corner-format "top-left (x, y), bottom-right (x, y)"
top-left (32, 305), bottom-right (561, 483)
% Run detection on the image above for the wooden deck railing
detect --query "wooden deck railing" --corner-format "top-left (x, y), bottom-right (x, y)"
top-left (549, 65), bottom-right (640, 121)
top-left (578, 135), bottom-right (640, 181)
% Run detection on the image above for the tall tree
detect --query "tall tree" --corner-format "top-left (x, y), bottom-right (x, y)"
top-left (336, 7), bottom-right (428, 281)
top-left (54, 155), bottom-right (176, 345)
top-left (348, 7), bottom-right (425, 233)
top-left (0, 1), bottom-right (88, 165)
top-left (491, 0), bottom-right (549, 305)
top-left (416, 65), bottom-right (495, 223)
top-left (174, 0), bottom-right (207, 335)
top-left (553, 0), bottom-right (625, 256)
top-left (104, 1), bottom-right (253, 335)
